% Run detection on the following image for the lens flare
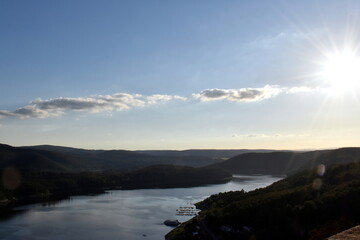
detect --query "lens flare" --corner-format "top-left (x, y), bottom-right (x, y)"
top-left (2, 167), bottom-right (22, 190)
top-left (312, 178), bottom-right (322, 190)
top-left (317, 164), bottom-right (326, 176)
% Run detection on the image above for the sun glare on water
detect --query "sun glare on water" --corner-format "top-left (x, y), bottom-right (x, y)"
top-left (321, 50), bottom-right (360, 93)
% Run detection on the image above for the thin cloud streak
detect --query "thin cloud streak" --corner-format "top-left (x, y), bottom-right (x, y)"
top-left (0, 106), bottom-right (57, 119)
top-left (0, 93), bottom-right (186, 119)
top-left (232, 133), bottom-right (310, 139)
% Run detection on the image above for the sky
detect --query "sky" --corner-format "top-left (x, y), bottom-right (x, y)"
top-left (1, 0), bottom-right (360, 150)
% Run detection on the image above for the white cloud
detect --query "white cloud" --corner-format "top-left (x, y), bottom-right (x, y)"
top-left (0, 93), bottom-right (186, 119)
top-left (193, 85), bottom-right (282, 102)
top-left (32, 97), bottom-right (130, 112)
top-left (0, 85), bottom-right (317, 119)
top-left (0, 105), bottom-right (58, 119)
top-left (145, 94), bottom-right (186, 105)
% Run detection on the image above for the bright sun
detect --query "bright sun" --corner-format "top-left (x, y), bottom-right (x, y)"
top-left (322, 50), bottom-right (360, 92)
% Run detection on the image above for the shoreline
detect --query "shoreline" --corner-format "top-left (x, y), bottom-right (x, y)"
top-left (0, 176), bottom-right (232, 219)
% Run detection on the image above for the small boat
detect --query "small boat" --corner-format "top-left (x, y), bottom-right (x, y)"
top-left (164, 219), bottom-right (181, 227)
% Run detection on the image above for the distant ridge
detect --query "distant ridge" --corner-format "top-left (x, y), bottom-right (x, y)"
top-left (2, 143), bottom-right (360, 175)
top-left (1, 143), bottom-right (229, 172)
top-left (137, 149), bottom-right (276, 159)
top-left (22, 144), bottom-right (105, 154)
top-left (26, 145), bottom-right (278, 159)
top-left (1, 143), bottom-right (102, 172)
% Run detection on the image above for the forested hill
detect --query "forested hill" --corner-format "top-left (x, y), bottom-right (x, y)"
top-left (0, 164), bottom-right (231, 213)
top-left (166, 161), bottom-right (360, 240)
top-left (0, 143), bottom-right (235, 211)
top-left (0, 143), bottom-right (225, 172)
top-left (2, 143), bottom-right (360, 175)
top-left (206, 147), bottom-right (360, 175)
top-left (0, 143), bottom-right (94, 172)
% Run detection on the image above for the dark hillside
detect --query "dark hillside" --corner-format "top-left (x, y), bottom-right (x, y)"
top-left (21, 144), bottom-right (222, 169)
top-left (5, 144), bottom-right (360, 175)
top-left (314, 147), bottom-right (360, 166)
top-left (208, 151), bottom-right (297, 175)
top-left (0, 165), bottom-right (232, 211)
top-left (1, 144), bottom-right (223, 172)
top-left (166, 161), bottom-right (360, 240)
top-left (21, 145), bottom-right (104, 155)
top-left (206, 149), bottom-right (357, 175)
top-left (0, 144), bottom-right (97, 172)
top-left (117, 165), bottom-right (232, 189)
top-left (137, 149), bottom-right (275, 159)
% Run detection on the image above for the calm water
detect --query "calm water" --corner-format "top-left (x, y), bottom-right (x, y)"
top-left (0, 175), bottom-right (282, 240)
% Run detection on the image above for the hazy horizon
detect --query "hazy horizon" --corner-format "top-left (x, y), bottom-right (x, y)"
top-left (2, 142), bottom-right (348, 152)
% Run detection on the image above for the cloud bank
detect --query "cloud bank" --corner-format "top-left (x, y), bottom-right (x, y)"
top-left (0, 86), bottom-right (315, 119)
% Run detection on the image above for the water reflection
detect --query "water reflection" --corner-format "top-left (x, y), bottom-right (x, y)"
top-left (0, 175), bottom-right (282, 240)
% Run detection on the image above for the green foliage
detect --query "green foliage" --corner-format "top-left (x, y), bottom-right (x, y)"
top-left (167, 162), bottom-right (360, 240)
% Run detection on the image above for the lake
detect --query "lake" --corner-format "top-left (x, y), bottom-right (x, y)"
top-left (0, 175), bottom-right (282, 240)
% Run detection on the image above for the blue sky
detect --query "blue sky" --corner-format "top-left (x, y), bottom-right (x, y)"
top-left (1, 0), bottom-right (360, 150)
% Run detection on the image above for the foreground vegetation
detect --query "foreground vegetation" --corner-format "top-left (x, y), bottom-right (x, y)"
top-left (166, 162), bottom-right (360, 240)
